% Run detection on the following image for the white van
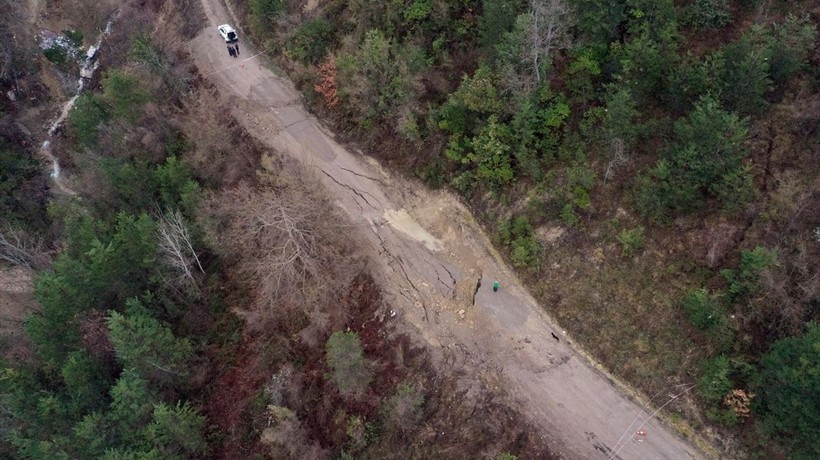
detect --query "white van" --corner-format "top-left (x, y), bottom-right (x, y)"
top-left (217, 24), bottom-right (238, 43)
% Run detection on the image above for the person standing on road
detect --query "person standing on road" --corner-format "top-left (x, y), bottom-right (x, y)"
top-left (234, 43), bottom-right (240, 56)
top-left (493, 280), bottom-right (499, 292)
top-left (227, 45), bottom-right (235, 58)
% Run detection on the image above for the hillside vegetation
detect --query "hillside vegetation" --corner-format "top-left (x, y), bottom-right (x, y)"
top-left (0, 0), bottom-right (554, 458)
top-left (236, 0), bottom-right (819, 457)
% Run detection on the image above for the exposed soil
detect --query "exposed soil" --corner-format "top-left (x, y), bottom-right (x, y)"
top-left (0, 268), bottom-right (36, 337)
top-left (204, 272), bottom-right (556, 459)
top-left (187, 0), bottom-right (713, 457)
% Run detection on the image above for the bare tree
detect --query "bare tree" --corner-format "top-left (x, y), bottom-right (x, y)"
top-left (176, 89), bottom-right (236, 184)
top-left (604, 137), bottom-right (630, 181)
top-left (0, 225), bottom-right (50, 270)
top-left (524, 0), bottom-right (574, 84)
top-left (156, 208), bottom-right (204, 288)
top-left (204, 180), bottom-right (347, 309)
top-left (496, 0), bottom-right (574, 95)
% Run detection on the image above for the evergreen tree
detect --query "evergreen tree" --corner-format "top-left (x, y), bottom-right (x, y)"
top-left (107, 306), bottom-right (194, 386)
top-left (756, 324), bottom-right (820, 457)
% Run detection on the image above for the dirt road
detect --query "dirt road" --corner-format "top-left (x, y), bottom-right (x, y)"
top-left (190, 2), bottom-right (707, 458)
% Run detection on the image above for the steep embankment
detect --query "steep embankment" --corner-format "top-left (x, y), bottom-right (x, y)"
top-left (190, 0), bottom-right (707, 458)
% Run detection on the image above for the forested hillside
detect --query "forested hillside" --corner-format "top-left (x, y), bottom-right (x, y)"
top-left (235, 0), bottom-right (820, 457)
top-left (0, 0), bottom-right (557, 458)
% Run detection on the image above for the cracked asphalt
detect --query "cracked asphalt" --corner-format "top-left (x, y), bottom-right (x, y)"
top-left (190, 1), bottom-right (708, 458)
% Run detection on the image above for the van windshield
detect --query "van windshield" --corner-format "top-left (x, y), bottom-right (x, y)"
top-left (228, 32), bottom-right (236, 40)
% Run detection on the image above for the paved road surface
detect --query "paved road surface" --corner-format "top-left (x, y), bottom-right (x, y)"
top-left (190, 1), bottom-right (707, 458)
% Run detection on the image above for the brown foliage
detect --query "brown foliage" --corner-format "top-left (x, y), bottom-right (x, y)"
top-left (724, 389), bottom-right (754, 419)
top-left (78, 309), bottom-right (115, 360)
top-left (260, 406), bottom-right (329, 460)
top-left (52, 0), bottom-right (121, 40)
top-left (175, 88), bottom-right (261, 186)
top-left (314, 56), bottom-right (340, 108)
top-left (0, 225), bottom-right (51, 270)
top-left (202, 176), bottom-right (351, 310)
top-left (754, 239), bottom-right (819, 338)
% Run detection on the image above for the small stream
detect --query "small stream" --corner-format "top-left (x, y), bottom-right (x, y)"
top-left (39, 20), bottom-right (114, 194)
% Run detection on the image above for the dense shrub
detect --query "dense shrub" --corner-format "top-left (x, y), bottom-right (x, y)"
top-left (755, 323), bottom-right (820, 457)
top-left (326, 331), bottom-right (372, 397)
top-left (635, 96), bottom-right (750, 219)
top-left (496, 215), bottom-right (543, 272)
top-left (722, 246), bottom-right (777, 304)
top-left (287, 19), bottom-right (334, 65)
top-left (683, 0), bottom-right (732, 29)
top-left (616, 226), bottom-right (645, 257)
top-left (250, 0), bottom-right (285, 34)
top-left (697, 355), bottom-right (733, 405)
top-left (67, 94), bottom-right (106, 147)
top-left (0, 147), bottom-right (49, 230)
top-left (682, 288), bottom-right (725, 331)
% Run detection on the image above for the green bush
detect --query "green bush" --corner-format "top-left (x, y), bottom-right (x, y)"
top-left (101, 69), bottom-right (150, 121)
top-left (381, 383), bottom-right (424, 434)
top-left (566, 47), bottom-right (603, 104)
top-left (446, 116), bottom-right (515, 191)
top-left (107, 306), bottom-right (194, 384)
top-left (600, 87), bottom-right (640, 147)
top-left (572, 0), bottom-right (626, 45)
top-left (697, 355), bottom-right (732, 405)
top-left (510, 96), bottom-right (570, 178)
top-left (43, 46), bottom-right (69, 66)
top-left (470, 116), bottom-right (515, 189)
top-left (560, 203), bottom-right (579, 226)
top-left (250, 0), bottom-right (285, 34)
top-left (404, 0), bottom-right (432, 22)
top-left (706, 406), bottom-right (739, 427)
top-left (67, 94), bottom-right (106, 147)
top-left (768, 14), bottom-right (817, 94)
top-left (0, 147), bottom-right (49, 230)
top-left (497, 216), bottom-right (542, 272)
top-left (616, 226), bottom-right (645, 257)
top-left (714, 165), bottom-right (755, 213)
top-left (100, 156), bottom-right (201, 216)
top-left (63, 29), bottom-right (84, 48)
top-left (755, 323), bottom-right (820, 457)
top-left (719, 37), bottom-right (772, 116)
top-left (635, 96), bottom-right (750, 218)
top-left (287, 19), bottom-right (334, 65)
top-left (684, 0), bottom-right (732, 29)
top-left (450, 64), bottom-right (504, 114)
top-left (478, 0), bottom-right (520, 52)
top-left (511, 233), bottom-right (542, 272)
top-left (682, 288), bottom-right (725, 331)
top-left (326, 332), bottom-right (372, 397)
top-left (722, 246), bottom-right (777, 303)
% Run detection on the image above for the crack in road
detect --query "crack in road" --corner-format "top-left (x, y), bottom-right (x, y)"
top-left (373, 228), bottom-right (429, 322)
top-left (422, 256), bottom-right (456, 299)
top-left (319, 169), bottom-right (378, 210)
top-left (269, 97), bottom-right (301, 108)
top-left (191, 6), bottom-right (708, 456)
top-left (339, 166), bottom-right (386, 186)
top-left (280, 117), bottom-right (308, 130)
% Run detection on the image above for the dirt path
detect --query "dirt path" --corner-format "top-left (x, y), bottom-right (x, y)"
top-left (190, 2), bottom-right (707, 458)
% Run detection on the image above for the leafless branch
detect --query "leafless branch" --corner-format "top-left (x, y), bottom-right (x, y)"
top-left (524, 0), bottom-right (574, 84)
top-left (204, 180), bottom-right (346, 309)
top-left (155, 208), bottom-right (204, 289)
top-left (0, 225), bottom-right (50, 270)
top-left (604, 137), bottom-right (630, 181)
